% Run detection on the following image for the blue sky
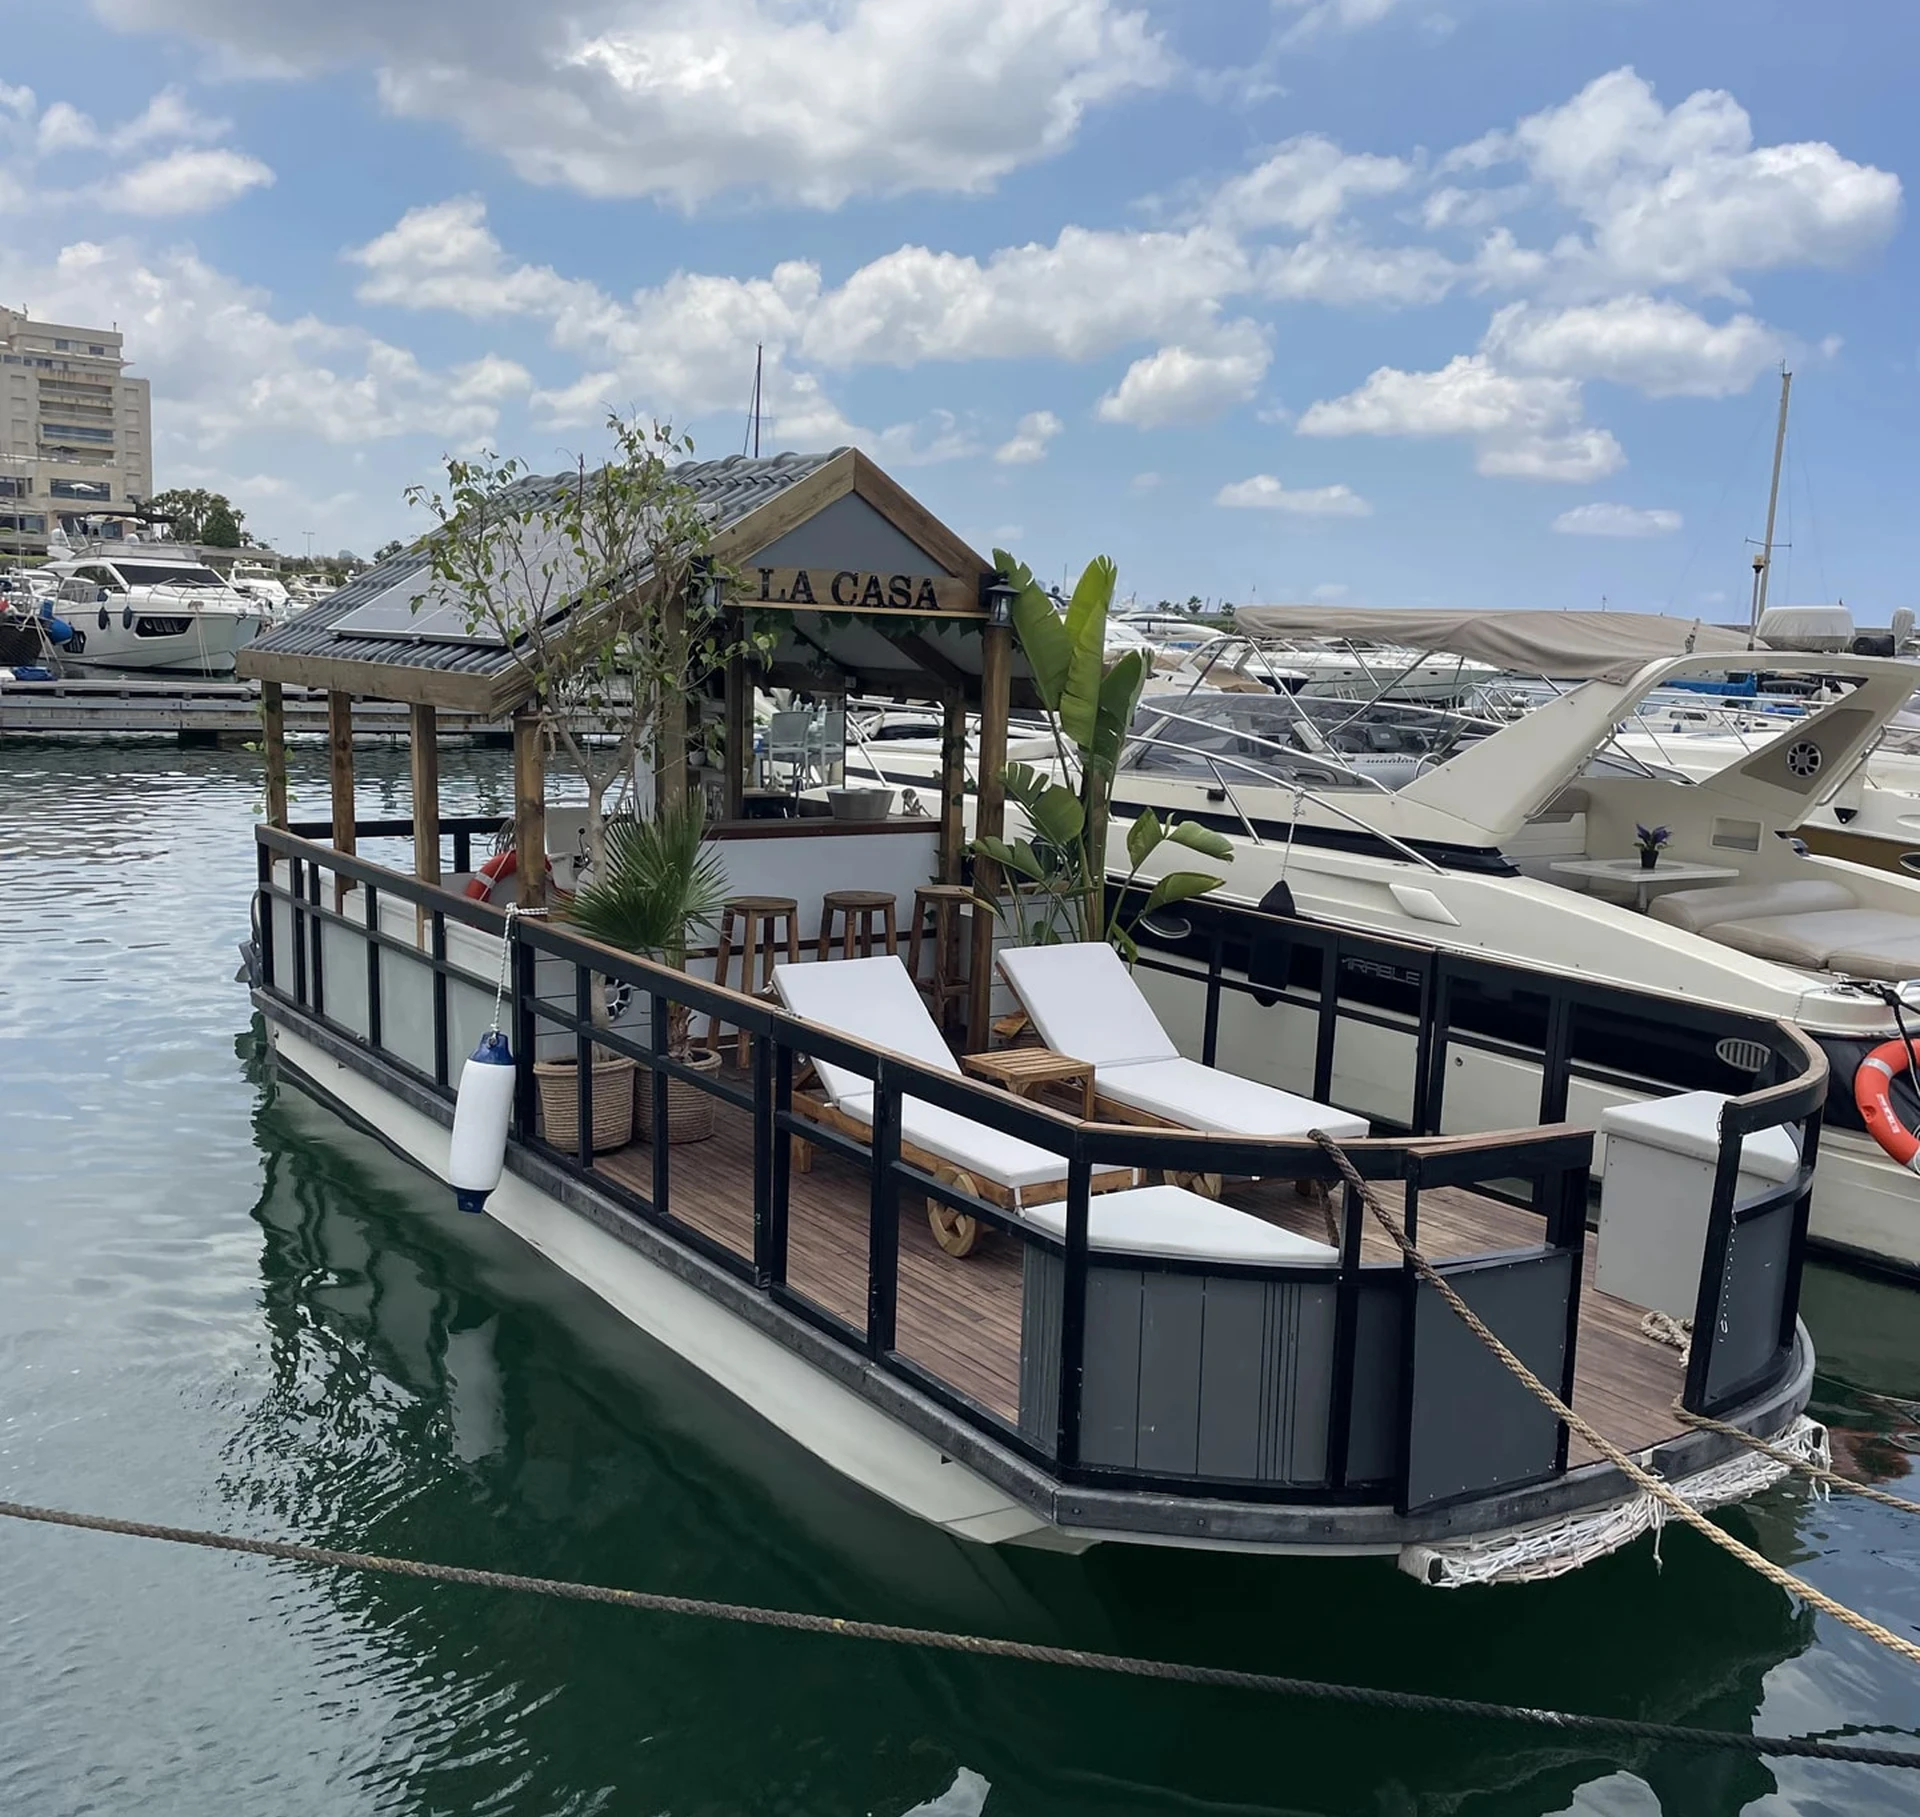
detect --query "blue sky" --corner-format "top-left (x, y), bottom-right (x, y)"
top-left (2, 0), bottom-right (1912, 616)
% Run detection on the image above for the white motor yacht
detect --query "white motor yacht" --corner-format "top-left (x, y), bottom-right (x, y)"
top-left (225, 559), bottom-right (293, 619)
top-left (1082, 606), bottom-right (1920, 1275)
top-left (45, 548), bottom-right (268, 674)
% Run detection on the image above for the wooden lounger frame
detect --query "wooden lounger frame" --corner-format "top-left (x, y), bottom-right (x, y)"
top-left (789, 1087), bottom-right (1136, 1258)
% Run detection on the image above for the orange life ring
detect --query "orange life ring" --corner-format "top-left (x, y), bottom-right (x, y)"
top-left (1855, 1039), bottom-right (1920, 1171)
top-left (464, 849), bottom-right (551, 902)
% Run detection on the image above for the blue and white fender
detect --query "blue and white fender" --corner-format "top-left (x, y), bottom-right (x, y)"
top-left (449, 1031), bottom-right (515, 1213)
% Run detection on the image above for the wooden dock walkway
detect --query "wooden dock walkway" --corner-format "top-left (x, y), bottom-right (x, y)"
top-left (0, 677), bottom-right (505, 745)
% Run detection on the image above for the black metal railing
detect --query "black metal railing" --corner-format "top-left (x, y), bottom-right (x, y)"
top-left (252, 818), bottom-right (1825, 1511)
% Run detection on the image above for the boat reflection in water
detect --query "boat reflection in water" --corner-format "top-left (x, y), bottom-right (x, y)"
top-left (230, 1026), bottom-right (1853, 1817)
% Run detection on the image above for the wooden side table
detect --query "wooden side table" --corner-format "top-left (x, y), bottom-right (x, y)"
top-left (963, 1046), bottom-right (1097, 1120)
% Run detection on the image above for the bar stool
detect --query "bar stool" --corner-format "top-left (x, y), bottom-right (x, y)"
top-left (817, 889), bottom-right (898, 961)
top-left (707, 895), bottom-right (799, 1066)
top-left (907, 883), bottom-right (971, 1034)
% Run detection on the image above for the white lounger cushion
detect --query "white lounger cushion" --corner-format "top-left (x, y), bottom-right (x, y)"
top-left (1022, 1185), bottom-right (1338, 1265)
top-left (1097, 1056), bottom-right (1369, 1143)
top-left (832, 1091), bottom-right (1072, 1192)
top-left (773, 953), bottom-right (960, 1106)
top-left (1648, 878), bottom-right (1854, 935)
top-left (997, 941), bottom-right (1178, 1066)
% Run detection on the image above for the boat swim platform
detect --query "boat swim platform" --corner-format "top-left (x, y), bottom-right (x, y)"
top-left (596, 1089), bottom-right (1689, 1471)
top-left (0, 677), bottom-right (507, 745)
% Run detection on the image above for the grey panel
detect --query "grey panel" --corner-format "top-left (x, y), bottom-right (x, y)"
top-left (1195, 1278), bottom-right (1267, 1479)
top-left (749, 492), bottom-right (947, 575)
top-left (1344, 1276), bottom-right (1404, 1485)
top-left (379, 950), bottom-right (436, 1077)
top-left (1018, 1248), bottom-right (1062, 1448)
top-left (1404, 1253), bottom-right (1571, 1513)
top-left (1080, 1270), bottom-right (1146, 1468)
top-left (1272, 1281), bottom-right (1338, 1483)
top-left (1705, 1201), bottom-right (1793, 1404)
top-left (1135, 1273), bottom-right (1206, 1475)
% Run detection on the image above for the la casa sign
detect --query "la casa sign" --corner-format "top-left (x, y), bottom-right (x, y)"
top-left (751, 566), bottom-right (976, 616)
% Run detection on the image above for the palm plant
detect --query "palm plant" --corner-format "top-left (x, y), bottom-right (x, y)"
top-left (565, 798), bottom-right (729, 1058)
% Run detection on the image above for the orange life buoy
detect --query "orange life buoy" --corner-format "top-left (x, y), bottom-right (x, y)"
top-left (464, 849), bottom-right (551, 902)
top-left (1855, 1039), bottom-right (1920, 1171)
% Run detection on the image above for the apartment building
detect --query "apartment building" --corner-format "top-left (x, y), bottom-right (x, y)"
top-left (0, 308), bottom-right (152, 557)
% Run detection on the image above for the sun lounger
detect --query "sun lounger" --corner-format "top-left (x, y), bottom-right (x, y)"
top-left (995, 941), bottom-right (1369, 1191)
top-left (772, 954), bottom-right (1138, 1255)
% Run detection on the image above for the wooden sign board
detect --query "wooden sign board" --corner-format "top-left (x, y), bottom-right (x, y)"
top-left (747, 566), bottom-right (980, 617)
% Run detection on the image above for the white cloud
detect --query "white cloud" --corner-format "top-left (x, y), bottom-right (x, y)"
top-left (94, 0), bottom-right (1172, 208)
top-left (1215, 474), bottom-right (1372, 516)
top-left (1096, 323), bottom-right (1269, 427)
top-left (1258, 233), bottom-right (1458, 306)
top-left (1297, 353), bottom-right (1624, 481)
top-left (1551, 502), bottom-right (1683, 538)
top-left (102, 146), bottom-right (274, 215)
top-left (994, 409), bottom-right (1063, 464)
top-left (1212, 134), bottom-right (1414, 234)
top-left (1458, 67), bottom-right (1901, 294)
top-left (0, 236), bottom-right (525, 448)
top-left (1481, 296), bottom-right (1786, 398)
top-left (1273, 0), bottom-right (1404, 46)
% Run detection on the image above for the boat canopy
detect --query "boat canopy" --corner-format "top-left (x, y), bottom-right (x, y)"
top-left (1234, 607), bottom-right (1766, 683)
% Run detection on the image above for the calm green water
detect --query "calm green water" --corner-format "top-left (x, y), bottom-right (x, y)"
top-left (4, 745), bottom-right (1920, 1816)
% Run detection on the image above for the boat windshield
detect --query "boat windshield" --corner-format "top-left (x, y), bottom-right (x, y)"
top-left (109, 563), bottom-right (228, 589)
top-left (1123, 690), bottom-right (1486, 791)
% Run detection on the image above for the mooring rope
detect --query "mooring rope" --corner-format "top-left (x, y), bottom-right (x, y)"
top-left (1306, 1130), bottom-right (1920, 1672)
top-left (0, 1494), bottom-right (1916, 1769)
top-left (1669, 1400), bottom-right (1920, 1521)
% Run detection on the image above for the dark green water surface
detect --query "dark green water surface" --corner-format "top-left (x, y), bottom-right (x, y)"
top-left (4, 745), bottom-right (1920, 1816)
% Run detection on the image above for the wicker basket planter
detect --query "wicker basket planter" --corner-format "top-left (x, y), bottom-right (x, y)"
top-left (635, 1047), bottom-right (723, 1145)
top-left (533, 1050), bottom-right (638, 1154)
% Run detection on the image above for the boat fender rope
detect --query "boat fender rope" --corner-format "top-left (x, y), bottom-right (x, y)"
top-left (1305, 1130), bottom-right (1920, 1673)
top-left (0, 1495), bottom-right (1916, 1769)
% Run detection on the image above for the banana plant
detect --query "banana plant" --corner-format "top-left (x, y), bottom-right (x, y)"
top-left (972, 551), bottom-right (1232, 955)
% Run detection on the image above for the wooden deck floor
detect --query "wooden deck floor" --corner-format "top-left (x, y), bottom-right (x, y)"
top-left (595, 1093), bottom-right (1686, 1469)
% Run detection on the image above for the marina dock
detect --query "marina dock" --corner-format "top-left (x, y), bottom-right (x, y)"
top-left (0, 677), bottom-right (506, 745)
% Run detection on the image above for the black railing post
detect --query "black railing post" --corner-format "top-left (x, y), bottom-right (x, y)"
top-left (752, 1032), bottom-right (777, 1286)
top-left (290, 853), bottom-right (307, 1006)
top-left (1408, 953), bottom-right (1435, 1133)
top-left (1779, 1112), bottom-right (1821, 1354)
top-left (1422, 963), bottom-right (1452, 1135)
top-left (1313, 941), bottom-right (1340, 1106)
top-left (1325, 1175), bottom-right (1365, 1489)
top-left (766, 1040), bottom-right (793, 1287)
top-left (512, 937), bottom-right (537, 1139)
top-left (255, 837), bottom-right (276, 993)
top-left (866, 1061), bottom-right (900, 1359)
top-left (1538, 994), bottom-right (1574, 1125)
top-left (1055, 1152), bottom-right (1093, 1468)
top-left (1552, 1158), bottom-right (1589, 1474)
top-left (574, 963), bottom-right (596, 1169)
top-left (1682, 1122), bottom-right (1747, 1412)
top-left (1202, 928), bottom-right (1223, 1068)
top-left (649, 992), bottom-right (671, 1217)
top-left (430, 911), bottom-right (449, 1089)
top-left (454, 827), bottom-right (472, 876)
top-left (365, 882), bottom-right (382, 1051)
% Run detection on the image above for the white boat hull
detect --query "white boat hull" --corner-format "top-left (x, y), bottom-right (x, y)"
top-left (65, 604), bottom-right (263, 674)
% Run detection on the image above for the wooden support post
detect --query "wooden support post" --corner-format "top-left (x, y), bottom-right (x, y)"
top-left (968, 618), bottom-right (1012, 1051)
top-left (261, 680), bottom-right (288, 831)
top-left (938, 692), bottom-right (967, 884)
top-left (723, 641), bottom-right (749, 822)
top-left (410, 703), bottom-right (441, 886)
top-left (513, 707), bottom-right (546, 910)
top-left (328, 690), bottom-right (354, 908)
top-left (656, 584), bottom-right (689, 813)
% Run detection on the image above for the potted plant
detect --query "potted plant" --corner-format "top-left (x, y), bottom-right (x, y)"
top-left (564, 797), bottom-right (730, 1144)
top-left (1635, 823), bottom-right (1670, 872)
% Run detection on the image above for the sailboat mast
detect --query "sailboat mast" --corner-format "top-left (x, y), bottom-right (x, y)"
top-left (1750, 366), bottom-right (1792, 638)
top-left (752, 342), bottom-right (763, 459)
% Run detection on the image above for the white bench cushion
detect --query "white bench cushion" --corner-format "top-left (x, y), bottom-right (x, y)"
top-left (1649, 878), bottom-right (1854, 935)
top-left (1823, 936), bottom-right (1920, 982)
top-left (1097, 1055), bottom-right (1370, 1143)
top-left (996, 941), bottom-right (1178, 1066)
top-left (830, 1091), bottom-right (1071, 1193)
top-left (773, 954), bottom-right (960, 1106)
top-left (1021, 1184), bottom-right (1339, 1264)
top-left (1710, 908), bottom-right (1920, 968)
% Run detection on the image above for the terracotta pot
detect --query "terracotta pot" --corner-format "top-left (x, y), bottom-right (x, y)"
top-left (533, 1049), bottom-right (637, 1154)
top-left (635, 1046), bottom-right (723, 1144)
